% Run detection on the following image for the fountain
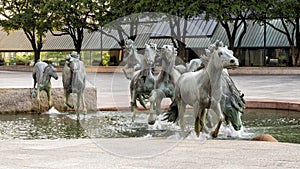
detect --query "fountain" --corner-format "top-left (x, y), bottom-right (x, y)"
top-left (0, 109), bottom-right (299, 144)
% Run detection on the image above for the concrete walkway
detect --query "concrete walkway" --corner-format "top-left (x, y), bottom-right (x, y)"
top-left (0, 139), bottom-right (299, 169)
top-left (0, 70), bottom-right (300, 168)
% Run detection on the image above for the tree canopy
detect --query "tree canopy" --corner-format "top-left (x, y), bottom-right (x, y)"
top-left (48, 0), bottom-right (110, 55)
top-left (1, 0), bottom-right (300, 66)
top-left (0, 0), bottom-right (52, 63)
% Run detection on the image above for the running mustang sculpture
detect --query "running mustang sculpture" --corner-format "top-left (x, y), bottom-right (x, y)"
top-left (148, 44), bottom-right (181, 124)
top-left (122, 39), bottom-right (144, 80)
top-left (32, 61), bottom-right (58, 113)
top-left (130, 43), bottom-right (158, 122)
top-left (62, 53), bottom-right (87, 120)
top-left (163, 41), bottom-right (240, 137)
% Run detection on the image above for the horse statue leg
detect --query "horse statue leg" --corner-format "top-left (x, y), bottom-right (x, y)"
top-left (211, 104), bottom-right (224, 138)
top-left (149, 90), bottom-right (158, 125)
top-left (122, 64), bottom-right (131, 80)
top-left (47, 88), bottom-right (53, 109)
top-left (36, 88), bottom-right (41, 114)
top-left (193, 104), bottom-right (202, 137)
top-left (178, 100), bottom-right (186, 131)
top-left (148, 89), bottom-right (164, 125)
top-left (75, 93), bottom-right (82, 120)
top-left (130, 91), bottom-right (138, 122)
top-left (81, 92), bottom-right (87, 114)
top-left (63, 89), bottom-right (74, 110)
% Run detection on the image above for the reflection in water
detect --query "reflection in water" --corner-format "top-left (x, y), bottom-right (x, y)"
top-left (0, 109), bottom-right (299, 144)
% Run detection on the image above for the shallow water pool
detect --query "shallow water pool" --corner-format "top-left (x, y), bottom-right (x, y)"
top-left (242, 109), bottom-right (300, 143)
top-left (0, 109), bottom-right (299, 143)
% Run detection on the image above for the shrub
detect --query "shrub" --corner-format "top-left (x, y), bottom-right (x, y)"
top-left (102, 52), bottom-right (110, 66)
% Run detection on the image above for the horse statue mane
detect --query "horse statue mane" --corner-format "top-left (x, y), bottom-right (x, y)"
top-left (200, 41), bottom-right (235, 68)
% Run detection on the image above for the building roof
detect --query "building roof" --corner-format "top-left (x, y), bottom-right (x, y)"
top-left (0, 19), bottom-right (294, 52)
top-left (210, 20), bottom-right (292, 48)
top-left (150, 18), bottom-right (218, 38)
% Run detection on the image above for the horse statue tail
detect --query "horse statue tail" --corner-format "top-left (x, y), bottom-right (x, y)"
top-left (162, 100), bottom-right (179, 123)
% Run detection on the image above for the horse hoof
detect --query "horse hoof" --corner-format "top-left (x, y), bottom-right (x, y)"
top-left (148, 120), bottom-right (155, 125)
top-left (212, 132), bottom-right (218, 138)
top-left (83, 110), bottom-right (87, 115)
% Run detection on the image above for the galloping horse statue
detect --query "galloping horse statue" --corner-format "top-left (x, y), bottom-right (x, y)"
top-left (219, 69), bottom-right (246, 131)
top-left (163, 41), bottom-right (239, 137)
top-left (32, 61), bottom-right (58, 113)
top-left (148, 44), bottom-right (181, 124)
top-left (122, 39), bottom-right (144, 80)
top-left (130, 43), bottom-right (158, 122)
top-left (62, 53), bottom-right (87, 120)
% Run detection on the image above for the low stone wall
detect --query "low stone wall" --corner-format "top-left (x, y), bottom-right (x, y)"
top-left (0, 87), bottom-right (97, 114)
top-left (246, 98), bottom-right (300, 112)
top-left (228, 67), bottom-right (300, 75)
top-left (0, 65), bottom-right (124, 73)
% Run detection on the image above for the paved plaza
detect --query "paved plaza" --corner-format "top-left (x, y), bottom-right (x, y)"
top-left (0, 70), bottom-right (300, 168)
top-left (1, 71), bottom-right (300, 109)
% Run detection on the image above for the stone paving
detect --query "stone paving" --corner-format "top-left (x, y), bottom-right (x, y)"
top-left (0, 70), bottom-right (300, 168)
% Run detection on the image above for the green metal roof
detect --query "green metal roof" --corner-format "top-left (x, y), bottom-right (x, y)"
top-left (0, 19), bottom-right (295, 52)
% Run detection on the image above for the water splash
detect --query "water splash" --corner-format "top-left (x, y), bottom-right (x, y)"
top-left (186, 131), bottom-right (210, 141)
top-left (217, 124), bottom-right (255, 140)
top-left (43, 107), bottom-right (67, 115)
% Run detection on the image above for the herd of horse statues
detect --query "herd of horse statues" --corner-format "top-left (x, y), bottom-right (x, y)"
top-left (31, 39), bottom-right (246, 138)
top-left (124, 39), bottom-right (246, 138)
top-left (32, 53), bottom-right (86, 120)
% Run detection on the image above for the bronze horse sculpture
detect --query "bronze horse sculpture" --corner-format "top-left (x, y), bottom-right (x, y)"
top-left (130, 43), bottom-right (158, 122)
top-left (62, 54), bottom-right (87, 120)
top-left (163, 41), bottom-right (240, 137)
top-left (122, 39), bottom-right (144, 80)
top-left (148, 44), bottom-right (181, 124)
top-left (32, 61), bottom-right (58, 113)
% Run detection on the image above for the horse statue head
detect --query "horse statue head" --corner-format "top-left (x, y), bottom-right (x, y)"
top-left (67, 55), bottom-right (80, 72)
top-left (44, 63), bottom-right (58, 81)
top-left (124, 39), bottom-right (136, 58)
top-left (160, 44), bottom-right (177, 71)
top-left (65, 54), bottom-right (86, 93)
top-left (125, 39), bottom-right (135, 48)
top-left (143, 43), bottom-right (158, 69)
top-left (205, 40), bottom-right (239, 70)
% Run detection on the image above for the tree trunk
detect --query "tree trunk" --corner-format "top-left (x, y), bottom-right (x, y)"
top-left (176, 40), bottom-right (186, 65)
top-left (34, 49), bottom-right (41, 63)
top-left (290, 45), bottom-right (296, 66)
top-left (295, 17), bottom-right (300, 66)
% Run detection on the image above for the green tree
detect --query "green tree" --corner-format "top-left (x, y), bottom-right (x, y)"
top-left (103, 1), bottom-right (146, 48)
top-left (48, 0), bottom-right (109, 55)
top-left (135, 0), bottom-right (204, 63)
top-left (254, 0), bottom-right (300, 66)
top-left (0, 0), bottom-right (52, 63)
top-left (202, 0), bottom-right (256, 58)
